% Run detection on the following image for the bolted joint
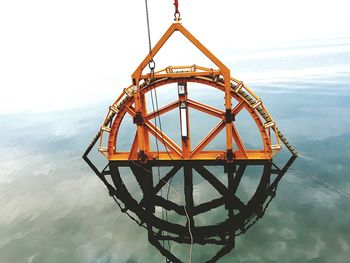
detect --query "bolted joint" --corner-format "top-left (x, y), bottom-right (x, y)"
top-left (138, 150), bottom-right (148, 163)
top-left (225, 109), bottom-right (235, 123)
top-left (226, 149), bottom-right (235, 161)
top-left (133, 112), bottom-right (144, 125)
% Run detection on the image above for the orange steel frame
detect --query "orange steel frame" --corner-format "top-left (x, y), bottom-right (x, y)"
top-left (98, 21), bottom-right (282, 162)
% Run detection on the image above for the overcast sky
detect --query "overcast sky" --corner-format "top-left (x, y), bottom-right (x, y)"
top-left (1, 0), bottom-right (349, 114)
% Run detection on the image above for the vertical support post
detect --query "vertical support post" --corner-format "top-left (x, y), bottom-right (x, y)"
top-left (223, 71), bottom-right (234, 161)
top-left (141, 92), bottom-right (150, 152)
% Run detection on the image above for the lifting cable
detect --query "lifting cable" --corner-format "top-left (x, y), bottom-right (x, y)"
top-left (144, 0), bottom-right (165, 252)
top-left (144, 0), bottom-right (165, 255)
top-left (290, 167), bottom-right (350, 199)
top-left (144, 1), bottom-right (193, 262)
top-left (144, 0), bottom-right (174, 161)
top-left (272, 158), bottom-right (350, 199)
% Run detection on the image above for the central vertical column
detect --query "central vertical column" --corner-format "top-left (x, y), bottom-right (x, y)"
top-left (223, 71), bottom-right (234, 161)
top-left (178, 82), bottom-right (190, 159)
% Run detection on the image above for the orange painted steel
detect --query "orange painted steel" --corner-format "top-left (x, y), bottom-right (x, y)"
top-left (98, 22), bottom-right (284, 162)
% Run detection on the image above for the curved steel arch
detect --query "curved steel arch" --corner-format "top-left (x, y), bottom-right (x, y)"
top-left (96, 21), bottom-right (295, 162)
top-left (98, 67), bottom-right (282, 161)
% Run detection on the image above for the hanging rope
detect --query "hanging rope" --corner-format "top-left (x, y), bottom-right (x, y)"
top-left (289, 167), bottom-right (350, 199)
top-left (144, 0), bottom-right (175, 161)
top-left (144, 0), bottom-right (153, 56)
top-left (144, 1), bottom-right (167, 254)
top-left (143, 2), bottom-right (192, 262)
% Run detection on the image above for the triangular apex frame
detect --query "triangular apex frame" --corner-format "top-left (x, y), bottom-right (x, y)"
top-left (131, 22), bottom-right (234, 161)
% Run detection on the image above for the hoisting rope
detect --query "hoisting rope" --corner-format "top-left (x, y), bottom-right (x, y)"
top-left (289, 167), bottom-right (350, 199)
top-left (144, 0), bottom-right (154, 66)
top-left (144, 1), bottom-right (192, 262)
top-left (271, 156), bottom-right (350, 199)
top-left (144, 0), bottom-right (171, 160)
top-left (144, 0), bottom-right (166, 254)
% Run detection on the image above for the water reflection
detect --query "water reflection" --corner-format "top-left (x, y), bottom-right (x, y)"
top-left (84, 154), bottom-right (296, 262)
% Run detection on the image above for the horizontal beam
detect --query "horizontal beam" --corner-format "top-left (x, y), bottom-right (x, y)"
top-left (108, 159), bottom-right (270, 167)
top-left (141, 70), bottom-right (221, 80)
top-left (108, 150), bottom-right (271, 161)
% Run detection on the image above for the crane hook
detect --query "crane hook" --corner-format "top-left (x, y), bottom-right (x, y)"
top-left (174, 0), bottom-right (181, 21)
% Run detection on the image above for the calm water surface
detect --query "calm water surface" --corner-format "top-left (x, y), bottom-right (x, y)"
top-left (1, 37), bottom-right (350, 262)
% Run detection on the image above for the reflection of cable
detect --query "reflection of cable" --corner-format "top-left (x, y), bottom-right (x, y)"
top-left (289, 168), bottom-right (350, 199)
top-left (132, 160), bottom-right (193, 263)
top-left (148, 73), bottom-right (166, 251)
top-left (142, 1), bottom-right (191, 253)
top-left (184, 206), bottom-right (193, 263)
top-left (107, 161), bottom-right (194, 262)
top-left (160, 177), bottom-right (193, 263)
top-left (272, 155), bottom-right (350, 199)
top-left (161, 174), bottom-right (193, 263)
top-left (149, 70), bottom-right (173, 257)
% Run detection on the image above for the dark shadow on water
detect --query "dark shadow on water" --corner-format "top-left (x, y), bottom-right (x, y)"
top-left (84, 151), bottom-right (296, 262)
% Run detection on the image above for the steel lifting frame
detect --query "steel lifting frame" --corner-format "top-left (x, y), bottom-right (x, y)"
top-left (97, 22), bottom-right (297, 162)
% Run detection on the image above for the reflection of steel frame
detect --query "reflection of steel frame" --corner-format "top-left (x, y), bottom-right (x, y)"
top-left (95, 22), bottom-right (297, 162)
top-left (83, 150), bottom-right (296, 262)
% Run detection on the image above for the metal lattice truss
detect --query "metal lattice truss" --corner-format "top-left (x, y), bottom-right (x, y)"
top-left (98, 22), bottom-right (296, 162)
